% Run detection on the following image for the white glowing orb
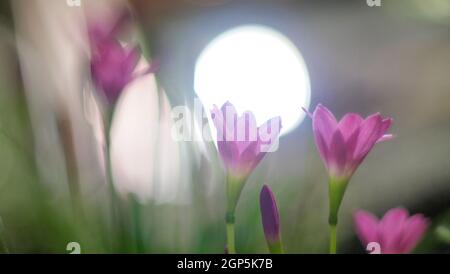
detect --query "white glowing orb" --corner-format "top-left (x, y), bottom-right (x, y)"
top-left (194, 25), bottom-right (311, 136)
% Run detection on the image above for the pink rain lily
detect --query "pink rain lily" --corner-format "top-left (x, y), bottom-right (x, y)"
top-left (90, 40), bottom-right (141, 103)
top-left (306, 104), bottom-right (394, 181)
top-left (304, 104), bottom-right (394, 253)
top-left (88, 11), bottom-right (157, 104)
top-left (211, 102), bottom-right (282, 180)
top-left (354, 208), bottom-right (429, 254)
top-left (211, 101), bottom-right (282, 254)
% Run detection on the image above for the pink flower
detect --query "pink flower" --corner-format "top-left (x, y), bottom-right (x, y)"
top-left (212, 102), bottom-right (282, 254)
top-left (211, 102), bottom-right (282, 180)
top-left (354, 208), bottom-right (430, 254)
top-left (88, 10), bottom-right (157, 104)
top-left (306, 104), bottom-right (393, 181)
top-left (90, 40), bottom-right (141, 103)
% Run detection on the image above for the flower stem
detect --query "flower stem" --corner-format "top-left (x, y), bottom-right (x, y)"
top-left (225, 175), bottom-right (246, 255)
top-left (328, 178), bottom-right (348, 255)
top-left (226, 219), bottom-right (236, 254)
top-left (268, 241), bottom-right (284, 254)
top-left (329, 224), bottom-right (337, 254)
top-left (131, 196), bottom-right (145, 253)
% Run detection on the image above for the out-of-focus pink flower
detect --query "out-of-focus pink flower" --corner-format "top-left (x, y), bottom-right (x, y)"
top-left (90, 40), bottom-right (141, 103)
top-left (88, 10), bottom-right (157, 104)
top-left (354, 208), bottom-right (429, 254)
top-left (260, 184), bottom-right (283, 253)
top-left (211, 101), bottom-right (282, 180)
top-left (305, 104), bottom-right (393, 181)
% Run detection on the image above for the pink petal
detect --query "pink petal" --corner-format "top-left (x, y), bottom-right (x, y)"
top-left (123, 46), bottom-right (141, 82)
top-left (234, 112), bottom-right (258, 160)
top-left (344, 127), bottom-right (360, 167)
top-left (239, 141), bottom-right (261, 169)
top-left (352, 113), bottom-right (383, 161)
top-left (327, 130), bottom-right (347, 177)
top-left (379, 208), bottom-right (409, 229)
top-left (315, 133), bottom-right (329, 167)
top-left (236, 111), bottom-right (258, 144)
top-left (377, 134), bottom-right (395, 143)
top-left (217, 140), bottom-right (239, 171)
top-left (257, 116), bottom-right (282, 150)
top-left (221, 101), bottom-right (237, 116)
top-left (378, 207), bottom-right (409, 253)
top-left (211, 102), bottom-right (282, 178)
top-left (338, 113), bottom-right (363, 170)
top-left (338, 113), bottom-right (363, 141)
top-left (221, 102), bottom-right (238, 141)
top-left (243, 116), bottom-right (282, 169)
top-left (313, 104), bottom-right (338, 146)
top-left (211, 105), bottom-right (225, 139)
top-left (376, 118), bottom-right (394, 143)
top-left (212, 104), bottom-right (240, 169)
top-left (400, 214), bottom-right (429, 253)
top-left (354, 210), bottom-right (379, 246)
top-left (380, 118), bottom-right (393, 133)
top-left (312, 105), bottom-right (337, 165)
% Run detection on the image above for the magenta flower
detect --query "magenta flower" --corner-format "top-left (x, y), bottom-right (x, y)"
top-left (88, 11), bottom-right (157, 104)
top-left (304, 104), bottom-right (394, 253)
top-left (260, 184), bottom-right (283, 254)
top-left (211, 102), bottom-right (282, 180)
top-left (307, 104), bottom-right (393, 181)
top-left (211, 101), bottom-right (282, 254)
top-left (354, 208), bottom-right (429, 254)
top-left (90, 40), bottom-right (141, 103)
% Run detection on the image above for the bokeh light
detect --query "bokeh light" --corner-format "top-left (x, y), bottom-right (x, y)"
top-left (194, 25), bottom-right (311, 136)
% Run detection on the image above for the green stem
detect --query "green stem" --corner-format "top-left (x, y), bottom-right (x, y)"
top-left (225, 175), bottom-right (246, 254)
top-left (131, 196), bottom-right (145, 253)
top-left (328, 178), bottom-right (348, 254)
top-left (268, 241), bottom-right (284, 254)
top-left (226, 221), bottom-right (236, 254)
top-left (329, 224), bottom-right (337, 254)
